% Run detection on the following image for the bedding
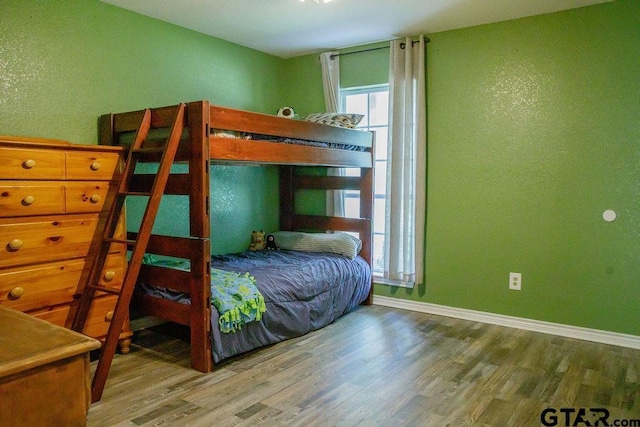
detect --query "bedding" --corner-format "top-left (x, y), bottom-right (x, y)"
top-left (140, 256), bottom-right (266, 333)
top-left (210, 269), bottom-right (266, 333)
top-left (211, 129), bottom-right (368, 151)
top-left (140, 250), bottom-right (371, 363)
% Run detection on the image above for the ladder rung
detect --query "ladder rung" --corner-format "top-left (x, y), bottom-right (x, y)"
top-left (86, 284), bottom-right (122, 295)
top-left (104, 237), bottom-right (136, 245)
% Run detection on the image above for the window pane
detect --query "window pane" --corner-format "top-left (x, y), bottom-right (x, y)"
top-left (374, 161), bottom-right (386, 196)
top-left (373, 234), bottom-right (385, 272)
top-left (345, 94), bottom-right (368, 119)
top-left (343, 167), bottom-right (360, 177)
top-left (344, 196), bottom-right (359, 219)
top-left (373, 128), bottom-right (387, 161)
top-left (373, 198), bottom-right (385, 234)
top-left (370, 91), bottom-right (389, 126)
top-left (342, 85), bottom-right (389, 277)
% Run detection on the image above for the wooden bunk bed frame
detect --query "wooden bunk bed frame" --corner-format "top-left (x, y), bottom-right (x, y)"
top-left (99, 100), bottom-right (374, 372)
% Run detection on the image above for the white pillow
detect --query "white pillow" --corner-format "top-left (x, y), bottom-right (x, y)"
top-left (270, 231), bottom-right (362, 259)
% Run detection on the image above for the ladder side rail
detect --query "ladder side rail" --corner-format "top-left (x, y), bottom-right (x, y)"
top-left (90, 103), bottom-right (186, 402)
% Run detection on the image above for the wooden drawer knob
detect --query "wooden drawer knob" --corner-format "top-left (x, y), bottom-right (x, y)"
top-left (8, 239), bottom-right (23, 250)
top-left (9, 286), bottom-right (24, 299)
top-left (103, 270), bottom-right (116, 281)
top-left (105, 311), bottom-right (114, 322)
top-left (9, 287), bottom-right (24, 299)
top-left (90, 194), bottom-right (101, 203)
top-left (90, 162), bottom-right (102, 171)
top-left (22, 195), bottom-right (35, 205)
top-left (22, 159), bottom-right (36, 169)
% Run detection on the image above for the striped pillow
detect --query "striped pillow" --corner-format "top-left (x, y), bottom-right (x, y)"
top-left (270, 231), bottom-right (362, 259)
top-left (302, 113), bottom-right (364, 129)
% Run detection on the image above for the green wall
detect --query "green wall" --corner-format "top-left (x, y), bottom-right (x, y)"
top-left (287, 1), bottom-right (639, 336)
top-left (0, 0), bottom-right (283, 254)
top-left (388, 1), bottom-right (637, 336)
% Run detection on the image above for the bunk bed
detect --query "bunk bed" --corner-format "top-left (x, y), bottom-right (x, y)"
top-left (99, 100), bottom-right (374, 372)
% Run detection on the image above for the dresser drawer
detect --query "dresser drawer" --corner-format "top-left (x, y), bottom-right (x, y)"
top-left (0, 181), bottom-right (114, 217)
top-left (0, 181), bottom-right (65, 217)
top-left (30, 295), bottom-right (121, 339)
top-left (80, 295), bottom-right (120, 338)
top-left (29, 303), bottom-right (73, 328)
top-left (97, 252), bottom-right (126, 292)
top-left (66, 151), bottom-right (120, 181)
top-left (0, 259), bottom-right (86, 312)
top-left (0, 147), bottom-right (65, 180)
top-left (0, 214), bottom-right (101, 269)
top-left (65, 181), bottom-right (114, 213)
top-left (0, 254), bottom-right (124, 312)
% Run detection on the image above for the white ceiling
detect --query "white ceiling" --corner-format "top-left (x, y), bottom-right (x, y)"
top-left (100, 0), bottom-right (611, 59)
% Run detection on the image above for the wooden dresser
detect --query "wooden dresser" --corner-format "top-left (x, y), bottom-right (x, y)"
top-left (0, 305), bottom-right (101, 426)
top-left (0, 136), bottom-right (132, 353)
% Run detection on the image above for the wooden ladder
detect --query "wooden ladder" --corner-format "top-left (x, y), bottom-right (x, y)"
top-left (72, 103), bottom-right (186, 403)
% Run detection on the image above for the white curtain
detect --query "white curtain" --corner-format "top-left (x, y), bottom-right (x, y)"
top-left (320, 52), bottom-right (339, 113)
top-left (384, 35), bottom-right (427, 286)
top-left (320, 51), bottom-right (345, 217)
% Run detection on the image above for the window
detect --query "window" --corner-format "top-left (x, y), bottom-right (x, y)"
top-left (341, 85), bottom-right (389, 275)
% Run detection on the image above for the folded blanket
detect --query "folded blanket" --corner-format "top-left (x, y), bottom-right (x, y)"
top-left (141, 255), bottom-right (266, 333)
top-left (210, 268), bottom-right (266, 333)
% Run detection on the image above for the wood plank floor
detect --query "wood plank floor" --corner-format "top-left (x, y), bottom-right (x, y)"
top-left (87, 305), bottom-right (640, 426)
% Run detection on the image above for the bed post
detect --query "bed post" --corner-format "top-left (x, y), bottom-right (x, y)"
top-left (361, 166), bottom-right (374, 305)
top-left (279, 166), bottom-right (294, 231)
top-left (187, 101), bottom-right (213, 372)
top-left (98, 113), bottom-right (115, 146)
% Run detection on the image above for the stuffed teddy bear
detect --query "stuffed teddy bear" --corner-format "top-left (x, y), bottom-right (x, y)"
top-left (249, 230), bottom-right (266, 251)
top-left (265, 234), bottom-right (278, 250)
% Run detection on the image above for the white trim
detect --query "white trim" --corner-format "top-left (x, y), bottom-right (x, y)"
top-left (373, 295), bottom-right (640, 350)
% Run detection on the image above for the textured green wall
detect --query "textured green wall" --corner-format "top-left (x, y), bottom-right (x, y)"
top-left (376, 0), bottom-right (640, 336)
top-left (286, 1), bottom-right (640, 336)
top-left (0, 0), bottom-right (283, 254)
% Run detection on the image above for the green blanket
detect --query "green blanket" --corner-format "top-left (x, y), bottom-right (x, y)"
top-left (210, 268), bottom-right (266, 333)
top-left (142, 255), bottom-right (266, 333)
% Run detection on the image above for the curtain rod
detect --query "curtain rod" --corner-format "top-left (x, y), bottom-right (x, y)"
top-left (329, 37), bottom-right (430, 60)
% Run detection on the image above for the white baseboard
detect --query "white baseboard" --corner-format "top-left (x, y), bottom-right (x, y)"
top-left (373, 295), bottom-right (640, 350)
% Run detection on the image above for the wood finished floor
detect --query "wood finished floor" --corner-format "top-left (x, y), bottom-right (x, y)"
top-left (87, 306), bottom-right (640, 426)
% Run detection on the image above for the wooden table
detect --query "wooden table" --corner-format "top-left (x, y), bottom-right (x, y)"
top-left (0, 306), bottom-right (101, 426)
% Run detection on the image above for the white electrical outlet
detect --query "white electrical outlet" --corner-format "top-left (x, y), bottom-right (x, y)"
top-left (509, 272), bottom-right (521, 290)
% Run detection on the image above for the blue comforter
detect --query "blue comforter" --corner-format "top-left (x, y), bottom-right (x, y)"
top-left (209, 250), bottom-right (371, 362)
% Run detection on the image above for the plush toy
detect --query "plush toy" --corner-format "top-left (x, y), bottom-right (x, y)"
top-left (277, 107), bottom-right (296, 119)
top-left (249, 230), bottom-right (266, 251)
top-left (265, 234), bottom-right (278, 251)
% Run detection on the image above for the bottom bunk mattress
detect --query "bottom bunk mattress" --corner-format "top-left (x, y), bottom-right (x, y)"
top-left (141, 250), bottom-right (371, 363)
